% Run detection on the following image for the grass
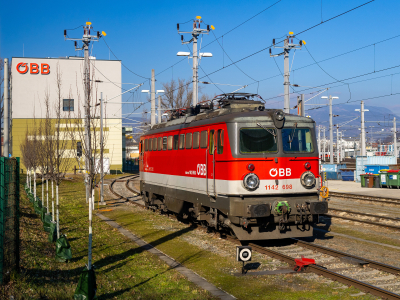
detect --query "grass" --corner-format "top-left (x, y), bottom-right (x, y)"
top-left (101, 196), bottom-right (377, 300)
top-left (5, 177), bottom-right (216, 300)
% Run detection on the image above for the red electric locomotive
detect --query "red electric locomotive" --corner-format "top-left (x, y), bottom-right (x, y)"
top-left (139, 93), bottom-right (327, 241)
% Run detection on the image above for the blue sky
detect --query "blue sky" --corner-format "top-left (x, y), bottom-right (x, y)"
top-left (1, 0), bottom-right (400, 125)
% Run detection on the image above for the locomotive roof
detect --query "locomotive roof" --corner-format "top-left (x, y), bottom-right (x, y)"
top-left (143, 107), bottom-right (315, 136)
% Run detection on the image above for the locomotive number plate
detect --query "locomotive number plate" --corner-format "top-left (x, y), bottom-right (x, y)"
top-left (265, 184), bottom-right (292, 190)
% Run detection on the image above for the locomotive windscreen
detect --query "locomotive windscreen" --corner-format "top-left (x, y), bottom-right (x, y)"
top-left (240, 128), bottom-right (277, 153)
top-left (282, 128), bottom-right (314, 153)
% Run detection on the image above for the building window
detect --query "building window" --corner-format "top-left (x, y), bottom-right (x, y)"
top-left (63, 99), bottom-right (74, 111)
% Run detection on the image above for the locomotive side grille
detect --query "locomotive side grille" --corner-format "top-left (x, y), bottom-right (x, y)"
top-left (309, 202), bottom-right (328, 214)
top-left (248, 204), bottom-right (270, 218)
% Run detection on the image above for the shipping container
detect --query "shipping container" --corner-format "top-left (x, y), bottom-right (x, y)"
top-left (364, 165), bottom-right (389, 174)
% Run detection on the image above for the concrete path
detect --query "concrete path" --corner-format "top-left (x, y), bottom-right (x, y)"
top-left (96, 213), bottom-right (236, 300)
top-left (327, 180), bottom-right (400, 199)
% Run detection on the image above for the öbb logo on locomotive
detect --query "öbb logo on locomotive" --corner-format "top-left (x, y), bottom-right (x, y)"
top-left (139, 93), bottom-right (328, 241)
top-left (269, 168), bottom-right (291, 177)
top-left (197, 164), bottom-right (206, 176)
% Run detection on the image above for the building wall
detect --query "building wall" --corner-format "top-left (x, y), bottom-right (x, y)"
top-left (11, 57), bottom-right (123, 172)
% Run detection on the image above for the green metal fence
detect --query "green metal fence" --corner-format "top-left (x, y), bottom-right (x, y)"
top-left (0, 157), bottom-right (20, 284)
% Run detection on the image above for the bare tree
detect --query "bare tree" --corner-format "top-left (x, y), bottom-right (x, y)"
top-left (20, 127), bottom-right (33, 192)
top-left (50, 67), bottom-right (73, 239)
top-left (67, 62), bottom-right (110, 270)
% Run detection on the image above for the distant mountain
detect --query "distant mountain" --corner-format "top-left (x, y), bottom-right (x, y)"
top-left (302, 104), bottom-right (399, 139)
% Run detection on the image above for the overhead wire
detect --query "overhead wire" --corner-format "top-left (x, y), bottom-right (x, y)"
top-left (102, 38), bottom-right (150, 79)
top-left (121, 0), bottom-right (376, 122)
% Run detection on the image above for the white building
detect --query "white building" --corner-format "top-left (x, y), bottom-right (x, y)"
top-left (11, 56), bottom-right (123, 172)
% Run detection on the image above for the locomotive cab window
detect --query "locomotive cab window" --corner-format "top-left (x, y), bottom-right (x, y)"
top-left (200, 131), bottom-right (208, 149)
top-left (145, 139), bottom-right (148, 152)
top-left (240, 128), bottom-right (277, 153)
top-left (179, 134), bottom-right (185, 149)
top-left (185, 133), bottom-right (192, 149)
top-left (282, 128), bottom-right (314, 153)
top-left (173, 135), bottom-right (179, 150)
top-left (193, 132), bottom-right (200, 149)
top-left (163, 137), bottom-right (167, 150)
top-left (167, 136), bottom-right (173, 150)
top-left (217, 129), bottom-right (224, 154)
top-left (158, 137), bottom-right (162, 150)
top-left (149, 139), bottom-right (152, 151)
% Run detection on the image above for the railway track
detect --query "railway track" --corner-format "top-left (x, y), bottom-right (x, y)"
top-left (108, 176), bottom-right (400, 299)
top-left (325, 207), bottom-right (400, 231)
top-left (330, 192), bottom-right (400, 206)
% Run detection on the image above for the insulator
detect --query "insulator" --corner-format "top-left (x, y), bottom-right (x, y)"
top-left (64, 30), bottom-right (67, 36)
top-left (198, 23), bottom-right (200, 28)
top-left (273, 39), bottom-right (275, 45)
top-left (207, 25), bottom-right (210, 31)
top-left (291, 38), bottom-right (293, 43)
top-left (75, 41), bottom-right (77, 47)
top-left (299, 40), bottom-right (303, 46)
top-left (181, 35), bottom-right (183, 41)
top-left (269, 48), bottom-right (272, 54)
top-left (177, 23), bottom-right (179, 31)
top-left (193, 22), bottom-right (196, 29)
top-left (97, 31), bottom-right (100, 38)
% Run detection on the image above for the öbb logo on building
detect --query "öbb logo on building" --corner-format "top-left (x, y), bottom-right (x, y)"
top-left (16, 63), bottom-right (50, 74)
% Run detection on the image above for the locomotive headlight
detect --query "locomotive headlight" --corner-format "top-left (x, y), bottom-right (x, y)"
top-left (300, 171), bottom-right (316, 189)
top-left (243, 173), bottom-right (260, 191)
top-left (274, 110), bottom-right (285, 121)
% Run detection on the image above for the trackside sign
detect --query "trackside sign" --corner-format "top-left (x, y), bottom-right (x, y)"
top-left (16, 62), bottom-right (50, 74)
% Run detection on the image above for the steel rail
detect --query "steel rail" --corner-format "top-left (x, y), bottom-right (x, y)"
top-left (115, 177), bottom-right (400, 299)
top-left (324, 213), bottom-right (400, 230)
top-left (245, 242), bottom-right (400, 300)
top-left (294, 239), bottom-right (400, 275)
top-left (329, 207), bottom-right (400, 221)
top-left (330, 192), bottom-right (400, 205)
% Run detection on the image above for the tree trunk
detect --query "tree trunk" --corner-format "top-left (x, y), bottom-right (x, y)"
top-left (52, 180), bottom-right (55, 222)
top-left (88, 188), bottom-right (93, 270)
top-left (56, 184), bottom-right (60, 239)
top-left (46, 179), bottom-right (49, 210)
top-left (29, 170), bottom-right (32, 192)
top-left (92, 188), bottom-right (95, 211)
top-left (42, 176), bottom-right (44, 206)
top-left (34, 171), bottom-right (36, 200)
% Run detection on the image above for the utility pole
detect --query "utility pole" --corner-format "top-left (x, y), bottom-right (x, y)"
top-left (336, 127), bottom-right (340, 163)
top-left (99, 92), bottom-right (105, 205)
top-left (270, 33), bottom-right (305, 114)
top-left (355, 101), bottom-right (369, 156)
top-left (318, 125), bottom-right (321, 159)
top-left (3, 58), bottom-right (9, 157)
top-left (323, 127), bottom-right (326, 161)
top-left (151, 69), bottom-right (156, 126)
top-left (158, 95), bottom-right (162, 123)
top-left (65, 23), bottom-right (104, 277)
top-left (65, 22), bottom-right (103, 203)
top-left (297, 94), bottom-right (304, 117)
top-left (394, 117), bottom-right (398, 158)
top-left (322, 95), bottom-right (338, 163)
top-left (177, 16), bottom-right (214, 107)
